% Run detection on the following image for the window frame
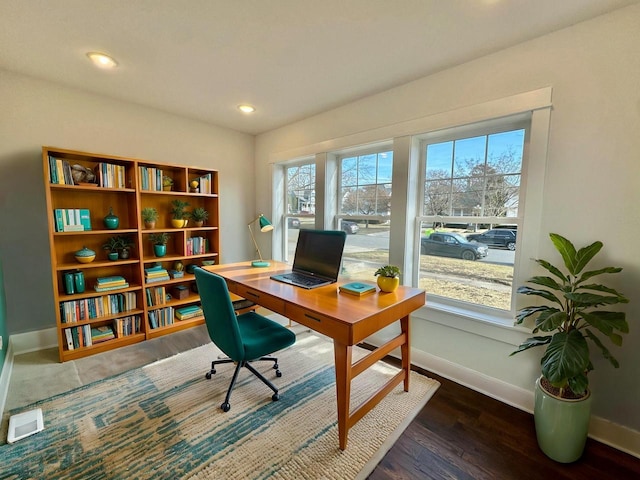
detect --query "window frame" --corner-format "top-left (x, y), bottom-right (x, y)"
top-left (412, 116), bottom-right (529, 318)
top-left (270, 88), bottom-right (551, 336)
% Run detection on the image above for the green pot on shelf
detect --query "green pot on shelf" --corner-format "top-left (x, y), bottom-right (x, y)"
top-left (104, 207), bottom-right (119, 229)
top-left (154, 244), bottom-right (167, 257)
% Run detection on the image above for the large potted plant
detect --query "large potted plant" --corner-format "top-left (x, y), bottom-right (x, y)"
top-left (511, 233), bottom-right (629, 463)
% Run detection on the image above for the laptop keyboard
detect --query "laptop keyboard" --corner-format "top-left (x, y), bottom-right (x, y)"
top-left (281, 272), bottom-right (326, 287)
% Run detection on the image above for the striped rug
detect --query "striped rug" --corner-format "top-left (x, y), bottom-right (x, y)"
top-left (1, 331), bottom-right (439, 479)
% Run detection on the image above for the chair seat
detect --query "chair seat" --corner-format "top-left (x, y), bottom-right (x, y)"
top-left (237, 312), bottom-right (296, 361)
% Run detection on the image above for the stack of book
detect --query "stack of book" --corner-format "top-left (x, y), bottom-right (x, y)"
top-left (338, 282), bottom-right (376, 297)
top-left (175, 305), bottom-right (203, 321)
top-left (91, 325), bottom-right (116, 343)
top-left (94, 276), bottom-right (129, 292)
top-left (144, 266), bottom-right (170, 283)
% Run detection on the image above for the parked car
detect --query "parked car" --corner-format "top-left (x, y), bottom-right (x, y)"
top-left (467, 228), bottom-right (517, 250)
top-left (420, 232), bottom-right (488, 261)
top-left (287, 217), bottom-right (300, 228)
top-left (341, 220), bottom-right (359, 234)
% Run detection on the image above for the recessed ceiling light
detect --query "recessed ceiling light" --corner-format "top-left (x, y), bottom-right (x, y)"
top-left (86, 52), bottom-right (118, 69)
top-left (238, 104), bottom-right (256, 114)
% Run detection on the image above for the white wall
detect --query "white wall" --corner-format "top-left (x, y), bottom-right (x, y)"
top-left (0, 69), bottom-right (255, 334)
top-left (255, 3), bottom-right (640, 443)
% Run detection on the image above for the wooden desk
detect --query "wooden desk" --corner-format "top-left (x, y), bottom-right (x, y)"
top-left (206, 261), bottom-right (425, 450)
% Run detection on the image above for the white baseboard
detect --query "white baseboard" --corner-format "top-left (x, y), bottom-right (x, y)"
top-left (9, 327), bottom-right (57, 355)
top-left (0, 341), bottom-right (14, 417)
top-left (0, 327), bottom-right (57, 416)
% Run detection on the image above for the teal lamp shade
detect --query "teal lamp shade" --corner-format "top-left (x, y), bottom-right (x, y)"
top-left (259, 215), bottom-right (274, 233)
top-left (248, 214), bottom-right (274, 267)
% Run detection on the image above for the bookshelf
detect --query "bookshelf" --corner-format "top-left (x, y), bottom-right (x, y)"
top-left (43, 147), bottom-right (219, 361)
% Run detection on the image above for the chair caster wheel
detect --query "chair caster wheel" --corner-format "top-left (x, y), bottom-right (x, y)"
top-left (221, 402), bottom-right (231, 412)
top-left (205, 371), bottom-right (213, 379)
top-left (275, 370), bottom-right (282, 377)
top-left (273, 363), bottom-right (279, 370)
top-left (272, 393), bottom-right (280, 401)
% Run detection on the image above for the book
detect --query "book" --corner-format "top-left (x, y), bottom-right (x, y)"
top-left (175, 309), bottom-right (203, 321)
top-left (94, 282), bottom-right (129, 292)
top-left (95, 280), bottom-right (127, 288)
top-left (96, 276), bottom-right (126, 284)
top-left (339, 282), bottom-right (376, 297)
top-left (145, 275), bottom-right (170, 283)
top-left (91, 325), bottom-right (115, 343)
top-left (79, 209), bottom-right (92, 231)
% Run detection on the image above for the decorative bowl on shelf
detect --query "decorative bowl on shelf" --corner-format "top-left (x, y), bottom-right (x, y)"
top-left (202, 260), bottom-right (215, 266)
top-left (74, 246), bottom-right (96, 264)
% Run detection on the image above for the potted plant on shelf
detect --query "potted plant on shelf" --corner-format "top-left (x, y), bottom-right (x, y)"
top-left (162, 175), bottom-right (173, 191)
top-left (374, 265), bottom-right (401, 293)
top-left (117, 234), bottom-right (135, 259)
top-left (189, 207), bottom-right (208, 228)
top-left (141, 207), bottom-right (159, 229)
top-left (148, 232), bottom-right (171, 257)
top-left (510, 233), bottom-right (629, 463)
top-left (102, 236), bottom-right (123, 261)
top-left (170, 199), bottom-right (190, 228)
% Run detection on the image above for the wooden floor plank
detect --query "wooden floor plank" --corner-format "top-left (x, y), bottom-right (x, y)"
top-left (367, 368), bottom-right (640, 480)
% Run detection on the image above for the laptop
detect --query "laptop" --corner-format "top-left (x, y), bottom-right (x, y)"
top-left (271, 229), bottom-right (347, 289)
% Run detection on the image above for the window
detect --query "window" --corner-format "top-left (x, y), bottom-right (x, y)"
top-left (284, 162), bottom-right (315, 262)
top-left (338, 149), bottom-right (393, 280)
top-left (417, 122), bottom-right (527, 312)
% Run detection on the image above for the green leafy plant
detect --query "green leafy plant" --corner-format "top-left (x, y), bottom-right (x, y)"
top-left (162, 175), bottom-right (173, 187)
top-left (170, 199), bottom-right (190, 220)
top-left (511, 233), bottom-right (629, 398)
top-left (189, 207), bottom-right (209, 223)
top-left (102, 236), bottom-right (124, 253)
top-left (148, 232), bottom-right (171, 245)
top-left (374, 265), bottom-right (401, 278)
top-left (141, 207), bottom-right (159, 223)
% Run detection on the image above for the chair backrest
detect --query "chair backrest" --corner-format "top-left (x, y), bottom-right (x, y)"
top-left (194, 267), bottom-right (244, 360)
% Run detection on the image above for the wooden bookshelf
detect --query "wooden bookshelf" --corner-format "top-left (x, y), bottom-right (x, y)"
top-left (43, 147), bottom-right (219, 361)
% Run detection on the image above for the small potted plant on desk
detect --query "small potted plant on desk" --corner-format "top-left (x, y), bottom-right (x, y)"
top-left (374, 265), bottom-right (401, 293)
top-left (190, 207), bottom-right (208, 228)
top-left (149, 232), bottom-right (171, 258)
top-left (141, 207), bottom-right (159, 229)
top-left (510, 233), bottom-right (629, 463)
top-left (170, 199), bottom-right (190, 228)
top-left (102, 236), bottom-right (123, 261)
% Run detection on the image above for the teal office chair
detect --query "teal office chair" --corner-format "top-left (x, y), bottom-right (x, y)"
top-left (194, 267), bottom-right (296, 412)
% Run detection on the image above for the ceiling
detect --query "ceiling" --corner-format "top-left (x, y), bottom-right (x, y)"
top-left (1, 0), bottom-right (637, 135)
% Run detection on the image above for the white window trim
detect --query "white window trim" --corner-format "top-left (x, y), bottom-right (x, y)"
top-left (270, 88), bottom-right (552, 338)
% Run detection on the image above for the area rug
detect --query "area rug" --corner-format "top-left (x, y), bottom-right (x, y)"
top-left (1, 331), bottom-right (439, 480)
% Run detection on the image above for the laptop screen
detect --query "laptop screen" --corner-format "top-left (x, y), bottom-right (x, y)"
top-left (292, 230), bottom-right (347, 281)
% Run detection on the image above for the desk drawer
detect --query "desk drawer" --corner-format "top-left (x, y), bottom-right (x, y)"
top-left (285, 304), bottom-right (349, 343)
top-left (236, 285), bottom-right (285, 314)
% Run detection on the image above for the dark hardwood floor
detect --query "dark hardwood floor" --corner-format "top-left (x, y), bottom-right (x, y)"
top-left (367, 368), bottom-right (640, 480)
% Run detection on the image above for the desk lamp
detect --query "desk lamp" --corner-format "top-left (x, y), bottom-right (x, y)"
top-left (248, 214), bottom-right (274, 267)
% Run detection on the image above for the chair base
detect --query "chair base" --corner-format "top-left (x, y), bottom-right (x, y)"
top-left (206, 356), bottom-right (282, 412)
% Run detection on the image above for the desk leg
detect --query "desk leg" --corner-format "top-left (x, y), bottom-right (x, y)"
top-left (401, 314), bottom-right (410, 391)
top-left (333, 341), bottom-right (352, 451)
